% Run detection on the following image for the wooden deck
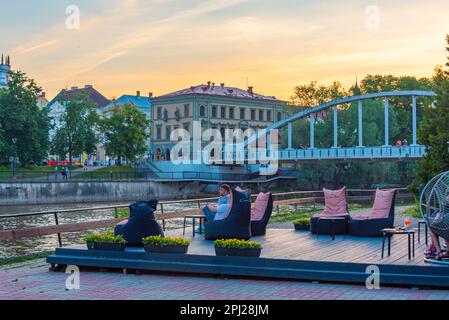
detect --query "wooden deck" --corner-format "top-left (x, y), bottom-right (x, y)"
top-left (47, 228), bottom-right (449, 288)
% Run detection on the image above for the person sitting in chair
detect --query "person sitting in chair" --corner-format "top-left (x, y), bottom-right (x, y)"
top-left (425, 194), bottom-right (449, 260)
top-left (201, 184), bottom-right (231, 222)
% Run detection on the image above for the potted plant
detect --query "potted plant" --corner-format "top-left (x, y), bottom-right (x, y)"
top-left (214, 239), bottom-right (262, 258)
top-left (143, 235), bottom-right (190, 254)
top-left (85, 231), bottom-right (127, 251)
top-left (83, 232), bottom-right (101, 250)
top-left (293, 217), bottom-right (311, 231)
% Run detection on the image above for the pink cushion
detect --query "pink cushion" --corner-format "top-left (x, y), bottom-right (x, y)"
top-left (321, 187), bottom-right (348, 216)
top-left (369, 189), bottom-right (396, 219)
top-left (251, 192), bottom-right (271, 221)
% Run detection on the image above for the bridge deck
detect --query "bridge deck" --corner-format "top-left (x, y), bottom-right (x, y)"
top-left (47, 228), bottom-right (449, 288)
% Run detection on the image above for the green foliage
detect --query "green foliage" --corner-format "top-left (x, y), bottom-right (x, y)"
top-left (142, 235), bottom-right (189, 247)
top-left (84, 231), bottom-right (126, 244)
top-left (415, 35), bottom-right (449, 187)
top-left (402, 205), bottom-right (421, 219)
top-left (0, 71), bottom-right (50, 163)
top-left (51, 93), bottom-right (98, 163)
top-left (98, 104), bottom-right (151, 164)
top-left (286, 74), bottom-right (432, 190)
top-left (293, 217), bottom-right (311, 226)
top-left (214, 239), bottom-right (262, 249)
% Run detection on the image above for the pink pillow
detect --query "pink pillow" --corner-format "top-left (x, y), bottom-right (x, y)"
top-left (251, 192), bottom-right (271, 221)
top-left (370, 189), bottom-right (396, 218)
top-left (321, 187), bottom-right (348, 216)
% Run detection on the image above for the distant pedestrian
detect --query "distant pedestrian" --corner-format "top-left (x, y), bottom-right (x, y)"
top-left (65, 167), bottom-right (70, 179)
top-left (402, 138), bottom-right (408, 146)
top-left (54, 166), bottom-right (59, 180)
top-left (61, 167), bottom-right (67, 180)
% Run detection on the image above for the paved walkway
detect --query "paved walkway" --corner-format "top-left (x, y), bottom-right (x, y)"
top-left (1, 259), bottom-right (449, 300)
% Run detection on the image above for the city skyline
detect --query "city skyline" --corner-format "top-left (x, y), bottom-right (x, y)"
top-left (1, 0), bottom-right (449, 100)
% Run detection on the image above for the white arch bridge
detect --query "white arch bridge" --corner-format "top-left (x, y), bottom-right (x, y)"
top-left (229, 90), bottom-right (437, 163)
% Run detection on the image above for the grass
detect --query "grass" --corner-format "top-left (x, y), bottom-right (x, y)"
top-left (402, 205), bottom-right (421, 219)
top-left (72, 165), bottom-right (138, 180)
top-left (0, 251), bottom-right (53, 266)
top-left (0, 165), bottom-right (57, 180)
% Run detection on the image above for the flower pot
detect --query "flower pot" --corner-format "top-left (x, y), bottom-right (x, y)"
top-left (294, 223), bottom-right (310, 231)
top-left (86, 241), bottom-right (95, 250)
top-left (215, 246), bottom-right (262, 258)
top-left (144, 244), bottom-right (189, 254)
top-left (93, 242), bottom-right (126, 251)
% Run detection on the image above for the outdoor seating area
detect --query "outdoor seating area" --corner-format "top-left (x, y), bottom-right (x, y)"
top-left (45, 185), bottom-right (449, 288)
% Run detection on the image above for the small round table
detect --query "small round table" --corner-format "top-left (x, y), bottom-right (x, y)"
top-left (381, 228), bottom-right (416, 260)
top-left (317, 216), bottom-right (347, 241)
top-left (183, 215), bottom-right (206, 238)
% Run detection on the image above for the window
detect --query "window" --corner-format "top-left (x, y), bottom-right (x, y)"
top-left (184, 104), bottom-right (190, 117)
top-left (277, 112), bottom-right (282, 122)
top-left (251, 109), bottom-right (256, 121)
top-left (157, 108), bottom-right (162, 120)
top-left (183, 122), bottom-right (190, 132)
top-left (200, 105), bottom-right (206, 117)
top-left (212, 106), bottom-right (217, 118)
top-left (221, 107), bottom-right (226, 118)
top-left (166, 126), bottom-right (171, 141)
top-left (266, 110), bottom-right (272, 122)
top-left (156, 126), bottom-right (162, 140)
top-left (229, 107), bottom-right (235, 119)
top-left (259, 110), bottom-right (264, 121)
top-left (240, 108), bottom-right (245, 120)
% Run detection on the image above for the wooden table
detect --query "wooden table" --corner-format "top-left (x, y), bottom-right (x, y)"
top-left (381, 228), bottom-right (415, 259)
top-left (317, 216), bottom-right (347, 241)
top-left (183, 215), bottom-right (206, 238)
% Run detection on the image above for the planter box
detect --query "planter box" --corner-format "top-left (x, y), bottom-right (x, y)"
top-left (294, 224), bottom-right (311, 231)
top-left (144, 244), bottom-right (189, 254)
top-left (86, 242), bottom-right (95, 250)
top-left (93, 242), bottom-right (126, 252)
top-left (215, 246), bottom-right (262, 258)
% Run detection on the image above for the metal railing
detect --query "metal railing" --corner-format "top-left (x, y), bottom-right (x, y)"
top-left (0, 188), bottom-right (413, 249)
top-left (0, 170), bottom-right (297, 182)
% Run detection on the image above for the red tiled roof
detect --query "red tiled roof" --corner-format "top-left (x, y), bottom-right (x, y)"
top-left (156, 84), bottom-right (277, 101)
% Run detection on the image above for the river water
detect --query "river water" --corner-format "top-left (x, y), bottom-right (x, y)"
top-left (0, 202), bottom-right (200, 259)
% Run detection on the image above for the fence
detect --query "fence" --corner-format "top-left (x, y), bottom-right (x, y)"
top-left (0, 189), bottom-right (413, 248)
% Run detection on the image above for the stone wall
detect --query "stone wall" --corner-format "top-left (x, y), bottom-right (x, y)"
top-left (0, 181), bottom-right (206, 206)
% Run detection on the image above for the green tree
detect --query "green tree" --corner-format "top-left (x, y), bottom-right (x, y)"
top-left (99, 104), bottom-right (151, 165)
top-left (0, 71), bottom-right (50, 164)
top-left (51, 93), bottom-right (98, 164)
top-left (416, 35), bottom-right (449, 186)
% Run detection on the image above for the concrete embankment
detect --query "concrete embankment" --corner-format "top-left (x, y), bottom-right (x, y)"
top-left (0, 181), bottom-right (206, 206)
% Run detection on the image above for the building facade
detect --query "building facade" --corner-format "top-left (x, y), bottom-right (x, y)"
top-left (151, 82), bottom-right (286, 160)
top-left (0, 54), bottom-right (11, 88)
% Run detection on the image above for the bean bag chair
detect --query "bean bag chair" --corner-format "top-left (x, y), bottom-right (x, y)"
top-left (115, 200), bottom-right (164, 246)
top-left (205, 188), bottom-right (252, 240)
top-left (250, 192), bottom-right (274, 237)
top-left (310, 187), bottom-right (350, 235)
top-left (349, 189), bottom-right (397, 237)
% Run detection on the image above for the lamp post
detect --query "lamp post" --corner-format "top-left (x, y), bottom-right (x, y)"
top-left (11, 138), bottom-right (17, 178)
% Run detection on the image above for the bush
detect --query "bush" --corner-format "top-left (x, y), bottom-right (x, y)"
top-left (83, 231), bottom-right (126, 244)
top-left (293, 217), bottom-right (311, 226)
top-left (142, 235), bottom-right (189, 247)
top-left (214, 239), bottom-right (262, 249)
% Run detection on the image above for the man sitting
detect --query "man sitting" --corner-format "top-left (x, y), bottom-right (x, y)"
top-left (197, 184), bottom-right (231, 233)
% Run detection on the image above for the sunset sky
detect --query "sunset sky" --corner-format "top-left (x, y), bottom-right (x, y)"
top-left (1, 0), bottom-right (448, 101)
